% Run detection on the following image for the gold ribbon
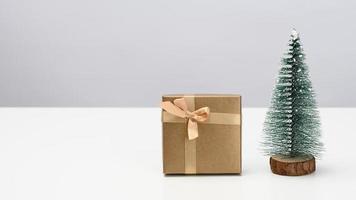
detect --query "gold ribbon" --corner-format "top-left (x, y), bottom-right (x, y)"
top-left (161, 97), bottom-right (209, 140)
top-left (161, 96), bottom-right (240, 174)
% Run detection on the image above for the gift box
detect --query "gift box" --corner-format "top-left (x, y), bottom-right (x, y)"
top-left (161, 94), bottom-right (242, 174)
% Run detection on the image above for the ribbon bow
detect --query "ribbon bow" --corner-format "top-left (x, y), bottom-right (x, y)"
top-left (161, 98), bottom-right (210, 140)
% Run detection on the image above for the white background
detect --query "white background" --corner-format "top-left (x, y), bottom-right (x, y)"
top-left (0, 108), bottom-right (353, 200)
top-left (1, 0), bottom-right (356, 106)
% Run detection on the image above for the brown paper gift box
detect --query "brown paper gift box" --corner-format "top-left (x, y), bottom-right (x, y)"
top-left (162, 94), bottom-right (242, 174)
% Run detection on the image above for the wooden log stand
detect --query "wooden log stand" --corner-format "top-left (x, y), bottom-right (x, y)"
top-left (270, 154), bottom-right (315, 176)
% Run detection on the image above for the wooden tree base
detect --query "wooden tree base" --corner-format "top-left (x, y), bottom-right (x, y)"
top-left (270, 154), bottom-right (315, 176)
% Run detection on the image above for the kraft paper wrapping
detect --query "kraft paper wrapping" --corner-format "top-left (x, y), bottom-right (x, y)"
top-left (162, 94), bottom-right (242, 174)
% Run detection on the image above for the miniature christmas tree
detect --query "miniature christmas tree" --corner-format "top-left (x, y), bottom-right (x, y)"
top-left (263, 29), bottom-right (323, 176)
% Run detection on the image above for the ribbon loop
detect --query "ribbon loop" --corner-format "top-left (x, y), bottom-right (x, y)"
top-left (161, 98), bottom-right (210, 140)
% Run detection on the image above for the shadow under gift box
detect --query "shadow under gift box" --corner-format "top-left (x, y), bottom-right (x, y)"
top-left (162, 94), bottom-right (242, 174)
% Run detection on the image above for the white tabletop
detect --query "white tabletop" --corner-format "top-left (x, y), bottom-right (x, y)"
top-left (0, 108), bottom-right (353, 200)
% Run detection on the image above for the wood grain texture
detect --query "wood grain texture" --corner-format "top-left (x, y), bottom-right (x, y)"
top-left (270, 154), bottom-right (315, 176)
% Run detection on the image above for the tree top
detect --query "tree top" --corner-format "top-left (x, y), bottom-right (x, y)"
top-left (291, 29), bottom-right (299, 40)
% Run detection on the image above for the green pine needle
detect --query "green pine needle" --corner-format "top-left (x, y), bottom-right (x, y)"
top-left (262, 29), bottom-right (323, 158)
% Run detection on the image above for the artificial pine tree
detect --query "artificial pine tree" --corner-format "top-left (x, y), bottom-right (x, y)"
top-left (263, 29), bottom-right (323, 176)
